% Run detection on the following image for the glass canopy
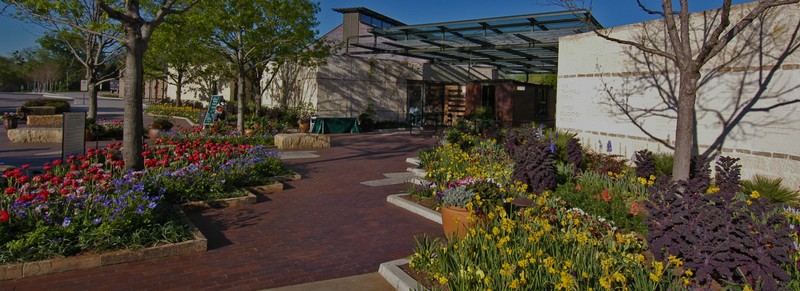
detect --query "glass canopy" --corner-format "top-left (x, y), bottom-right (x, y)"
top-left (348, 10), bottom-right (602, 74)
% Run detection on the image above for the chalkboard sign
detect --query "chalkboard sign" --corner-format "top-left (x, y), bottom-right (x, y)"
top-left (203, 95), bottom-right (223, 127)
top-left (62, 112), bottom-right (86, 160)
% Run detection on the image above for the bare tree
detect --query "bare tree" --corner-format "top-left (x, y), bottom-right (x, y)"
top-left (552, 0), bottom-right (800, 181)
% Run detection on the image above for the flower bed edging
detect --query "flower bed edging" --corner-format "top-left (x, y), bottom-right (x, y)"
top-left (0, 210), bottom-right (207, 280)
top-left (379, 258), bottom-right (428, 291)
top-left (180, 190), bottom-right (257, 212)
top-left (386, 193), bottom-right (442, 224)
top-left (274, 171), bottom-right (301, 182)
top-left (245, 180), bottom-right (284, 195)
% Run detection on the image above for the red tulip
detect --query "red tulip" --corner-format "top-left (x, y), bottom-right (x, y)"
top-left (4, 187), bottom-right (17, 195)
top-left (21, 164), bottom-right (30, 169)
top-left (0, 210), bottom-right (9, 223)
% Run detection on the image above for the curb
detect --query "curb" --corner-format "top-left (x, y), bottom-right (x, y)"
top-left (386, 194), bottom-right (442, 225)
top-left (378, 258), bottom-right (427, 291)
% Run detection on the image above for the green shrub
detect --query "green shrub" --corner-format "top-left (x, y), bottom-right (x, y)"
top-left (22, 99), bottom-right (71, 113)
top-left (653, 152), bottom-right (674, 177)
top-left (741, 175), bottom-right (799, 207)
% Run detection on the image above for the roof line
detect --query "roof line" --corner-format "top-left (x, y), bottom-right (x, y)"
top-left (376, 9), bottom-right (592, 32)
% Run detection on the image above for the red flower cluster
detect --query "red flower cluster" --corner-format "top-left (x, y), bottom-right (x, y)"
top-left (1, 143), bottom-right (125, 224)
top-left (142, 139), bottom-right (252, 169)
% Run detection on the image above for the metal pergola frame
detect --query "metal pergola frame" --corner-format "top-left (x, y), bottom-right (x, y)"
top-left (348, 10), bottom-right (602, 74)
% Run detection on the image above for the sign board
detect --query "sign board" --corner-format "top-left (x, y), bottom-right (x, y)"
top-left (203, 95), bottom-right (223, 127)
top-left (62, 112), bottom-right (86, 160)
top-left (110, 80), bottom-right (119, 92)
top-left (80, 80), bottom-right (89, 92)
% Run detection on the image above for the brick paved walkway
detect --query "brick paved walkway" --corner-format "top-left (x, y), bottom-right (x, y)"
top-left (3, 132), bottom-right (443, 290)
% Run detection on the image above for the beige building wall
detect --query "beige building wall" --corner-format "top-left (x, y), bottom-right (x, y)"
top-left (557, 2), bottom-right (800, 188)
top-left (261, 55), bottom-right (496, 121)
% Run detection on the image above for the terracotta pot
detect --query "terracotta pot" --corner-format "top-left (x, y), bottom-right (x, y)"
top-left (148, 128), bottom-right (162, 140)
top-left (441, 206), bottom-right (474, 240)
top-left (4, 119), bottom-right (18, 129)
top-left (244, 128), bottom-right (254, 137)
top-left (298, 122), bottom-right (310, 133)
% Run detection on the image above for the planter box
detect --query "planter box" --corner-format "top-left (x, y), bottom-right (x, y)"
top-left (180, 190), bottom-right (257, 212)
top-left (379, 258), bottom-right (428, 291)
top-left (0, 210), bottom-right (207, 280)
top-left (245, 181), bottom-right (284, 195)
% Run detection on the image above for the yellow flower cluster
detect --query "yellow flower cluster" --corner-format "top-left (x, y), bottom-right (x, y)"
top-left (411, 193), bottom-right (686, 290)
top-left (636, 175), bottom-right (656, 186)
top-left (424, 139), bottom-right (514, 187)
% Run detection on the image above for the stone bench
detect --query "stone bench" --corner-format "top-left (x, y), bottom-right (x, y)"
top-left (27, 114), bottom-right (63, 127)
top-left (274, 133), bottom-right (330, 150)
top-left (7, 128), bottom-right (63, 143)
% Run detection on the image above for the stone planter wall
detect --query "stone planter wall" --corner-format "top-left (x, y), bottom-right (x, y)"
top-left (7, 128), bottom-right (62, 143)
top-left (275, 133), bottom-right (330, 149)
top-left (27, 114), bottom-right (63, 127)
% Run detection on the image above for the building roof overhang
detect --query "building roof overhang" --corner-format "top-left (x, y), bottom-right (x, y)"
top-left (346, 9), bottom-right (602, 74)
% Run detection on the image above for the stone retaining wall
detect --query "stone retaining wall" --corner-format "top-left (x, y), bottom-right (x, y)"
top-left (275, 133), bottom-right (331, 150)
top-left (27, 114), bottom-right (63, 127)
top-left (7, 128), bottom-right (62, 143)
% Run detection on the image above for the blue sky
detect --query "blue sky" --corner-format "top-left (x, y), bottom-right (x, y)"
top-left (0, 0), bottom-right (752, 57)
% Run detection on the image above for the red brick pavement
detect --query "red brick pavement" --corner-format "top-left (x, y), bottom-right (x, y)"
top-left (2, 132), bottom-right (443, 290)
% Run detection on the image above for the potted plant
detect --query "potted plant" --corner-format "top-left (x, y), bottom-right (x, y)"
top-left (85, 118), bottom-right (104, 141)
top-left (149, 116), bottom-right (174, 140)
top-left (296, 103), bottom-right (314, 133)
top-left (244, 120), bottom-right (258, 137)
top-left (1, 112), bottom-right (22, 129)
top-left (438, 182), bottom-right (477, 240)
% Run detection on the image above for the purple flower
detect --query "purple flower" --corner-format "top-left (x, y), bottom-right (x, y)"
top-left (62, 217), bottom-right (71, 227)
top-left (93, 218), bottom-right (102, 224)
top-left (148, 201), bottom-right (157, 209)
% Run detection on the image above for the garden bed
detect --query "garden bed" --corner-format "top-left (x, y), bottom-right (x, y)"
top-left (0, 209), bottom-right (206, 281)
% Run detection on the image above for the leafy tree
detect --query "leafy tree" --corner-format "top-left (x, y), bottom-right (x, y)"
top-left (145, 7), bottom-right (212, 107)
top-left (4, 0), bottom-right (198, 170)
top-left (554, 0), bottom-right (800, 181)
top-left (5, 1), bottom-right (124, 118)
top-left (200, 0), bottom-right (328, 130)
top-left (0, 55), bottom-right (25, 91)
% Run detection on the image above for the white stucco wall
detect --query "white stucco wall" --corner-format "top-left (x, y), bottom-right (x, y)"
top-left (557, 2), bottom-right (800, 189)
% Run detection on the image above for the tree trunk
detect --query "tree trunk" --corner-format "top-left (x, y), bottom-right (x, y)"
top-left (672, 69), bottom-right (700, 182)
top-left (85, 69), bottom-right (98, 120)
top-left (176, 70), bottom-right (183, 107)
top-left (236, 28), bottom-right (245, 131)
top-left (122, 31), bottom-right (146, 170)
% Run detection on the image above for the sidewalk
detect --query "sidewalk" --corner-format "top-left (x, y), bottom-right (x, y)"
top-left (2, 131), bottom-right (443, 290)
